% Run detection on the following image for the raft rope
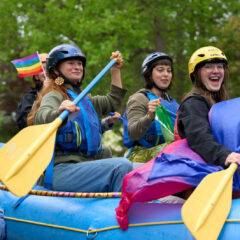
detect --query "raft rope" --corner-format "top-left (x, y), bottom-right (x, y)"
top-left (3, 216), bottom-right (183, 234)
top-left (0, 184), bottom-right (121, 198)
top-left (3, 216), bottom-right (240, 235)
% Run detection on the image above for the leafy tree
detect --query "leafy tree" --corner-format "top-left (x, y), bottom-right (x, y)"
top-left (219, 16), bottom-right (240, 98)
top-left (0, 0), bottom-right (240, 144)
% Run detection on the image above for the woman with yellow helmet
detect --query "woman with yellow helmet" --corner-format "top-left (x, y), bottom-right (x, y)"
top-left (175, 46), bottom-right (240, 168)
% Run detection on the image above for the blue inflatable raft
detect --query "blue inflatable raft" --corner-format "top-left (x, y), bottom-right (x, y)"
top-left (0, 185), bottom-right (240, 240)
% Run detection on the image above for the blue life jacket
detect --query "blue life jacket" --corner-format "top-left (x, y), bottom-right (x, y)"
top-left (123, 91), bottom-right (179, 148)
top-left (56, 89), bottom-right (102, 156)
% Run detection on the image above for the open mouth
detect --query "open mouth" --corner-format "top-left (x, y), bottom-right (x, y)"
top-left (208, 76), bottom-right (223, 88)
top-left (209, 77), bottom-right (220, 82)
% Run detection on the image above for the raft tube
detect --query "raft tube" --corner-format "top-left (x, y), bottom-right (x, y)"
top-left (0, 186), bottom-right (240, 240)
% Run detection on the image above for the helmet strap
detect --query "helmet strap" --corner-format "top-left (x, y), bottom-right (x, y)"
top-left (152, 82), bottom-right (171, 101)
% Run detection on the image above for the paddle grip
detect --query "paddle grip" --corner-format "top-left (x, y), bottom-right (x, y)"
top-left (58, 59), bottom-right (117, 121)
top-left (108, 112), bottom-right (123, 122)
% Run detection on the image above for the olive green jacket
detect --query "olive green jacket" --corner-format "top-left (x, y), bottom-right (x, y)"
top-left (126, 88), bottom-right (155, 142)
top-left (34, 84), bottom-right (127, 165)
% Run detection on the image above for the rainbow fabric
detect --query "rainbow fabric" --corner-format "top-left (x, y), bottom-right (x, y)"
top-left (116, 97), bottom-right (240, 230)
top-left (11, 52), bottom-right (43, 78)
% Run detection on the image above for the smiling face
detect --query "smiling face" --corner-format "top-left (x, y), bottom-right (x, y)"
top-left (58, 59), bottom-right (84, 85)
top-left (200, 62), bottom-right (225, 92)
top-left (152, 64), bottom-right (172, 90)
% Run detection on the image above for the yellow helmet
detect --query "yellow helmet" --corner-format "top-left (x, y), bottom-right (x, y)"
top-left (188, 46), bottom-right (227, 80)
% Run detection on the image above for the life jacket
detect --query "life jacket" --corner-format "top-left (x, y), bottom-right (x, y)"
top-left (123, 91), bottom-right (179, 148)
top-left (56, 89), bottom-right (102, 156)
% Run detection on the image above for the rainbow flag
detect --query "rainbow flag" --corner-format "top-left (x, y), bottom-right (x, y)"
top-left (11, 52), bottom-right (43, 78)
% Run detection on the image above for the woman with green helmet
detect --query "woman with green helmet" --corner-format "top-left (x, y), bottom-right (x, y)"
top-left (175, 46), bottom-right (240, 168)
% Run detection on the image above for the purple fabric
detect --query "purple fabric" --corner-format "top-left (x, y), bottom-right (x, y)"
top-left (148, 153), bottom-right (223, 186)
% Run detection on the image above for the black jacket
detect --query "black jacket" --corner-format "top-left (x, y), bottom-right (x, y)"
top-left (177, 94), bottom-right (231, 168)
top-left (16, 87), bottom-right (39, 130)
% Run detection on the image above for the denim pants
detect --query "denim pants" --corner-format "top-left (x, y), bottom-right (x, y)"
top-left (52, 158), bottom-right (133, 192)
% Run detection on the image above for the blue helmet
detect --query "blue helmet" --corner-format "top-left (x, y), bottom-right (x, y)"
top-left (46, 44), bottom-right (86, 73)
top-left (141, 52), bottom-right (172, 75)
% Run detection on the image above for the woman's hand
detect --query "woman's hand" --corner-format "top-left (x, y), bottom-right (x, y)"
top-left (110, 51), bottom-right (123, 70)
top-left (110, 50), bottom-right (123, 88)
top-left (147, 98), bottom-right (161, 121)
top-left (225, 152), bottom-right (240, 166)
top-left (108, 112), bottom-right (121, 124)
top-left (43, 77), bottom-right (52, 86)
top-left (57, 100), bottom-right (80, 115)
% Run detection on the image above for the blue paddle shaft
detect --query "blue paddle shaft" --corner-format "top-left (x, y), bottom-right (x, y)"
top-left (59, 59), bottom-right (116, 121)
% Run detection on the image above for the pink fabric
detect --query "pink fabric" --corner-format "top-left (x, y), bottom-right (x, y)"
top-left (116, 139), bottom-right (205, 230)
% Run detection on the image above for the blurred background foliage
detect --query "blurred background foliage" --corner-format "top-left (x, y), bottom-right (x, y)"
top-left (0, 0), bottom-right (239, 155)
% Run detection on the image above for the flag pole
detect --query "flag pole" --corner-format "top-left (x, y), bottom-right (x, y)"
top-left (37, 51), bottom-right (47, 81)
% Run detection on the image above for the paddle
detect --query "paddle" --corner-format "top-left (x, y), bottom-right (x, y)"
top-left (181, 162), bottom-right (237, 240)
top-left (0, 59), bottom-right (117, 197)
top-left (108, 112), bottom-right (123, 122)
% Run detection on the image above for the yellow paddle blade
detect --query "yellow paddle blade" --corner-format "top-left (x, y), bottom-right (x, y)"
top-left (182, 163), bottom-right (237, 240)
top-left (0, 119), bottom-right (62, 197)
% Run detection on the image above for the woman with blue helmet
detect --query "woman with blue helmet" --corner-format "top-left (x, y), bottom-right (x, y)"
top-left (28, 44), bottom-right (132, 192)
top-left (124, 52), bottom-right (179, 164)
